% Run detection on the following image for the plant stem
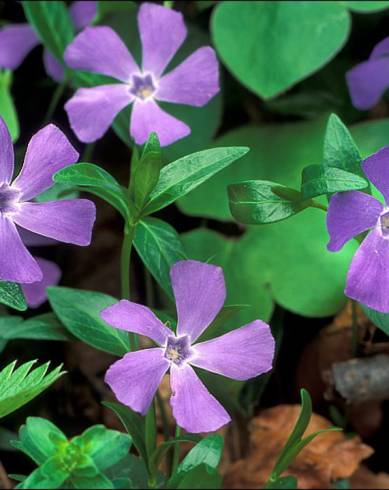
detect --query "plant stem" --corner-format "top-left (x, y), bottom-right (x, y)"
top-left (311, 200), bottom-right (328, 212)
top-left (81, 142), bottom-right (95, 162)
top-left (43, 78), bottom-right (68, 125)
top-left (156, 391), bottom-right (170, 441)
top-left (171, 426), bottom-right (181, 476)
top-left (351, 300), bottom-right (359, 356)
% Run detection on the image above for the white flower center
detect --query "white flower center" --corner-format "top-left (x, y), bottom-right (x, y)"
top-left (164, 335), bottom-right (193, 367)
top-left (0, 184), bottom-right (20, 214)
top-left (129, 73), bottom-right (156, 101)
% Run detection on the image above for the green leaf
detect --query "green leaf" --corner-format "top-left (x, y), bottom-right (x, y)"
top-left (22, 1), bottom-right (74, 61)
top-left (176, 464), bottom-right (222, 489)
top-left (340, 1), bottom-right (389, 12)
top-left (266, 476), bottom-right (298, 489)
top-left (104, 454), bottom-right (149, 489)
top-left (54, 163), bottom-right (129, 219)
top-left (134, 218), bottom-right (187, 297)
top-left (19, 456), bottom-right (69, 489)
top-left (0, 281), bottom-right (27, 311)
top-left (0, 71), bottom-right (19, 141)
top-left (0, 361), bottom-right (64, 419)
top-left (361, 305), bottom-right (389, 336)
top-left (95, 1), bottom-right (136, 21)
top-left (103, 402), bottom-right (148, 467)
top-left (47, 287), bottom-right (130, 356)
top-left (144, 147), bottom-right (249, 215)
top-left (301, 165), bottom-right (368, 200)
top-left (212, 1), bottom-right (350, 99)
top-left (228, 180), bottom-right (312, 225)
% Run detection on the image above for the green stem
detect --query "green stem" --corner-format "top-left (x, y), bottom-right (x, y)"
top-left (311, 201), bottom-right (328, 212)
top-left (156, 391), bottom-right (170, 441)
top-left (81, 142), bottom-right (95, 162)
top-left (171, 426), bottom-right (181, 476)
top-left (43, 78), bottom-right (68, 125)
top-left (146, 401), bottom-right (157, 487)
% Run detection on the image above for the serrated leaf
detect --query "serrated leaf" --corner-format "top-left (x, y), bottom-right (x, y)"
top-left (0, 281), bottom-right (27, 311)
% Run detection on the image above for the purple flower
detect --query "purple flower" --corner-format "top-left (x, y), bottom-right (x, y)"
top-left (64, 2), bottom-right (219, 147)
top-left (346, 36), bottom-right (389, 110)
top-left (0, 116), bottom-right (95, 284)
top-left (102, 260), bottom-right (275, 433)
top-left (0, 1), bottom-right (96, 82)
top-left (327, 146), bottom-right (389, 312)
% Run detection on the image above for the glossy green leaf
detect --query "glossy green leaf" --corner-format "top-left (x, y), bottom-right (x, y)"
top-left (176, 464), bottom-right (222, 489)
top-left (47, 287), bottom-right (129, 356)
top-left (0, 281), bottom-right (27, 311)
top-left (229, 180), bottom-right (312, 224)
top-left (0, 71), bottom-right (19, 141)
top-left (19, 456), bottom-right (69, 490)
top-left (301, 165), bottom-right (368, 200)
top-left (54, 163), bottom-right (129, 219)
top-left (134, 218), bottom-right (187, 297)
top-left (340, 1), bottom-right (389, 12)
top-left (0, 313), bottom-right (70, 342)
top-left (0, 361), bottom-right (64, 419)
top-left (266, 476), bottom-right (298, 489)
top-left (144, 147), bottom-right (249, 215)
top-left (212, 1), bottom-right (350, 99)
top-left (22, 1), bottom-right (74, 61)
top-left (361, 305), bottom-right (389, 336)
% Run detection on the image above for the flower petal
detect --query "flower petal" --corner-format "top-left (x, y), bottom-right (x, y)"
top-left (170, 364), bottom-right (230, 433)
top-left (70, 1), bottom-right (97, 30)
top-left (346, 227), bottom-right (389, 312)
top-left (327, 191), bottom-right (383, 252)
top-left (65, 84), bottom-right (133, 143)
top-left (43, 49), bottom-right (65, 82)
top-left (13, 200), bottom-right (96, 246)
top-left (346, 57), bottom-right (389, 110)
top-left (18, 228), bottom-right (57, 247)
top-left (191, 320), bottom-right (275, 381)
top-left (362, 146), bottom-right (389, 203)
top-left (138, 2), bottom-right (186, 77)
top-left (64, 26), bottom-right (138, 82)
top-left (156, 47), bottom-right (219, 107)
top-left (0, 24), bottom-right (39, 70)
top-left (105, 348), bottom-right (169, 415)
top-left (101, 299), bottom-right (172, 346)
top-left (0, 116), bottom-right (14, 185)
top-left (22, 257), bottom-right (61, 308)
top-left (171, 260), bottom-right (226, 342)
top-left (130, 99), bottom-right (190, 147)
top-left (370, 36), bottom-right (389, 59)
top-left (12, 124), bottom-right (79, 201)
top-left (0, 215), bottom-right (42, 283)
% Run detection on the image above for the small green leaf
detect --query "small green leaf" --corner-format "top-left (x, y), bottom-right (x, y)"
top-left (340, 1), bottom-right (389, 12)
top-left (301, 165), bottom-right (368, 200)
top-left (229, 180), bottom-right (312, 224)
top-left (143, 147), bottom-right (249, 215)
top-left (0, 361), bottom-right (64, 419)
top-left (0, 70), bottom-right (19, 141)
top-left (22, 1), bottom-right (74, 61)
top-left (19, 455), bottom-right (69, 489)
top-left (47, 287), bottom-right (130, 356)
top-left (54, 163), bottom-right (129, 219)
top-left (176, 464), bottom-right (222, 489)
top-left (361, 305), bottom-right (389, 336)
top-left (95, 0), bottom-right (136, 22)
top-left (134, 217), bottom-right (187, 297)
top-left (0, 281), bottom-right (27, 311)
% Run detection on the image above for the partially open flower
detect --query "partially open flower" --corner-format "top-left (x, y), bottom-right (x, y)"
top-left (102, 260), bottom-right (275, 433)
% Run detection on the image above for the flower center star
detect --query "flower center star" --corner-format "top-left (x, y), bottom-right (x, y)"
top-left (130, 73), bottom-right (156, 100)
top-left (164, 335), bottom-right (193, 367)
top-left (0, 184), bottom-right (20, 214)
top-left (380, 210), bottom-right (389, 237)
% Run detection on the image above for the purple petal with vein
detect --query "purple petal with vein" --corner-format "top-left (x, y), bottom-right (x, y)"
top-left (362, 146), bottom-right (389, 203)
top-left (13, 124), bottom-right (79, 201)
top-left (170, 364), bottom-right (230, 433)
top-left (105, 348), bottom-right (169, 415)
top-left (346, 57), bottom-right (389, 110)
top-left (157, 47), bottom-right (219, 107)
top-left (43, 49), bottom-right (65, 82)
top-left (138, 2), bottom-right (186, 77)
top-left (0, 24), bottom-right (39, 70)
top-left (65, 84), bottom-right (133, 143)
top-left (346, 227), bottom-right (389, 312)
top-left (130, 99), bottom-right (190, 147)
top-left (327, 191), bottom-right (383, 252)
top-left (0, 117), bottom-right (14, 185)
top-left (13, 200), bottom-right (96, 246)
top-left (171, 260), bottom-right (225, 342)
top-left (101, 300), bottom-right (172, 346)
top-left (22, 257), bottom-right (61, 308)
top-left (64, 26), bottom-right (139, 82)
top-left (70, 1), bottom-right (97, 30)
top-left (0, 215), bottom-right (42, 283)
top-left (191, 320), bottom-right (275, 381)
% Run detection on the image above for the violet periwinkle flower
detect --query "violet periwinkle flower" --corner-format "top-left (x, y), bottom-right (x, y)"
top-left (0, 1), bottom-right (96, 82)
top-left (102, 260), bottom-right (275, 433)
top-left (64, 2), bottom-right (219, 147)
top-left (327, 147), bottom-right (389, 312)
top-left (0, 116), bottom-right (95, 284)
top-left (347, 36), bottom-right (389, 110)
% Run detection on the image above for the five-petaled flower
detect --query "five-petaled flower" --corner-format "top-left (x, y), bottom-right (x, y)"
top-left (64, 2), bottom-right (219, 147)
top-left (0, 116), bottom-right (95, 284)
top-left (0, 1), bottom-right (96, 82)
top-left (327, 146), bottom-right (389, 312)
top-left (102, 260), bottom-right (275, 433)
top-left (347, 36), bottom-right (389, 110)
